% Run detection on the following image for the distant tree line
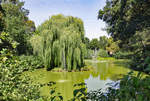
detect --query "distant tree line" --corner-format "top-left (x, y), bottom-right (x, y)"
top-left (83, 36), bottom-right (119, 58)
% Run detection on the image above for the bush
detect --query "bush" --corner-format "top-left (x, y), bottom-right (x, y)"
top-left (143, 57), bottom-right (150, 73)
top-left (113, 51), bottom-right (132, 59)
top-left (18, 55), bottom-right (44, 71)
top-left (84, 49), bottom-right (94, 59)
top-left (0, 49), bottom-right (62, 101)
top-left (98, 49), bottom-right (109, 57)
top-left (0, 50), bottom-right (44, 100)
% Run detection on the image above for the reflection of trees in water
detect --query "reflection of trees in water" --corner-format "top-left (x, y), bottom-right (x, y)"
top-left (26, 70), bottom-right (91, 100)
top-left (48, 72), bottom-right (91, 100)
top-left (98, 62), bottom-right (109, 80)
top-left (89, 61), bottom-right (131, 81)
top-left (27, 60), bottom-right (131, 100)
top-left (91, 71), bottom-right (99, 78)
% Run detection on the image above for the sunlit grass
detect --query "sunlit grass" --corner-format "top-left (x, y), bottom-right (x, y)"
top-left (50, 65), bottom-right (94, 72)
top-left (97, 57), bottom-right (116, 61)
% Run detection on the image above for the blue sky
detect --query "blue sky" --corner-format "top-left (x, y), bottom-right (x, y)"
top-left (23, 0), bottom-right (107, 40)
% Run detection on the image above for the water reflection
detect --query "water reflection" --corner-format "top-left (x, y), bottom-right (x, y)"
top-left (26, 60), bottom-right (134, 100)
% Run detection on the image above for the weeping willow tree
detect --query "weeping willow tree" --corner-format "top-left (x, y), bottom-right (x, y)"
top-left (30, 14), bottom-right (86, 70)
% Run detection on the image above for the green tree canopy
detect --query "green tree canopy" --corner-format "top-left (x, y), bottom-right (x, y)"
top-left (30, 14), bottom-right (86, 70)
top-left (98, 0), bottom-right (150, 42)
top-left (99, 36), bottom-right (108, 49)
top-left (0, 0), bottom-right (35, 54)
top-left (83, 37), bottom-right (90, 49)
top-left (98, 0), bottom-right (150, 71)
top-left (89, 38), bottom-right (99, 50)
top-left (106, 37), bottom-right (119, 53)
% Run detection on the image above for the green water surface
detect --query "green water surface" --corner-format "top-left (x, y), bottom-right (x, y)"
top-left (24, 59), bottom-right (139, 100)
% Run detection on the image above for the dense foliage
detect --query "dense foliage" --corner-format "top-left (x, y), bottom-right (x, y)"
top-left (0, 49), bottom-right (44, 101)
top-left (1, 0), bottom-right (150, 100)
top-left (30, 14), bottom-right (86, 70)
top-left (99, 36), bottom-right (108, 50)
top-left (98, 49), bottom-right (109, 58)
top-left (85, 36), bottom-right (119, 58)
top-left (99, 0), bottom-right (150, 73)
top-left (113, 51), bottom-right (133, 59)
top-left (89, 38), bottom-right (99, 50)
top-left (98, 0), bottom-right (150, 42)
top-left (83, 37), bottom-right (90, 49)
top-left (0, 49), bottom-right (63, 101)
top-left (128, 28), bottom-right (150, 73)
top-left (84, 49), bottom-right (94, 59)
top-left (0, 1), bottom-right (46, 100)
top-left (18, 55), bottom-right (44, 70)
top-left (106, 37), bottom-right (119, 54)
top-left (0, 0), bottom-right (35, 54)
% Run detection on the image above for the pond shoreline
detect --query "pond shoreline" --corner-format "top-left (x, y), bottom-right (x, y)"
top-left (23, 59), bottom-right (141, 100)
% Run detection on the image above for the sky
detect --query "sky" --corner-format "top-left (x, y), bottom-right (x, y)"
top-left (23, 0), bottom-right (107, 40)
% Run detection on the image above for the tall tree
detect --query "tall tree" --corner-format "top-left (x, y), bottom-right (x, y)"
top-left (99, 36), bottom-right (108, 49)
top-left (106, 37), bottom-right (119, 54)
top-left (89, 38), bottom-right (99, 50)
top-left (0, 0), bottom-right (35, 54)
top-left (83, 37), bottom-right (90, 49)
top-left (98, 0), bottom-right (150, 42)
top-left (98, 0), bottom-right (150, 71)
top-left (30, 14), bottom-right (86, 70)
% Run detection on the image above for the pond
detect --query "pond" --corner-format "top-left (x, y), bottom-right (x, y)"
top-left (24, 59), bottom-right (139, 100)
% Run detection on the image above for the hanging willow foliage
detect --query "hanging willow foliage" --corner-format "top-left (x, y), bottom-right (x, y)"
top-left (30, 14), bottom-right (86, 70)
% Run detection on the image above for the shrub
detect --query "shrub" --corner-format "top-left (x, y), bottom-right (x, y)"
top-left (18, 55), bottom-right (44, 71)
top-left (113, 51), bottom-right (132, 59)
top-left (0, 49), bottom-right (62, 101)
top-left (84, 49), bottom-right (94, 59)
top-left (144, 57), bottom-right (150, 73)
top-left (98, 49), bottom-right (109, 57)
top-left (0, 50), bottom-right (44, 100)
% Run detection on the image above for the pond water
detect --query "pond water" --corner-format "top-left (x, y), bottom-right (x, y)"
top-left (24, 59), bottom-right (139, 100)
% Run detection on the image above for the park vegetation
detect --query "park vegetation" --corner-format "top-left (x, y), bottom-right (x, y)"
top-left (98, 0), bottom-right (150, 73)
top-left (30, 14), bottom-right (86, 71)
top-left (0, 0), bottom-right (150, 100)
top-left (83, 36), bottom-right (120, 58)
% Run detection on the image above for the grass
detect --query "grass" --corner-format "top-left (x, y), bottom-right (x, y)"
top-left (50, 65), bottom-right (94, 72)
top-left (97, 57), bottom-right (116, 61)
